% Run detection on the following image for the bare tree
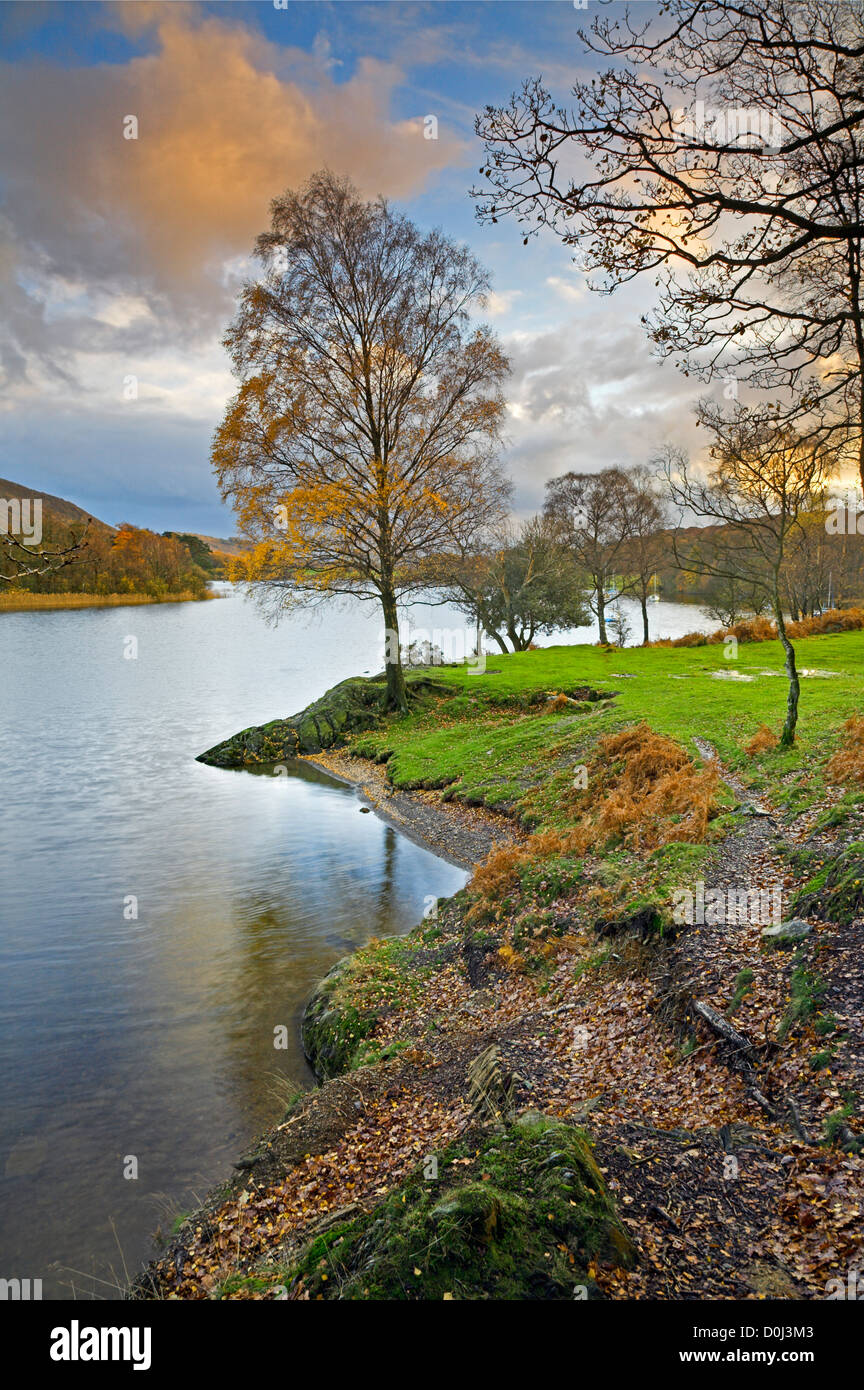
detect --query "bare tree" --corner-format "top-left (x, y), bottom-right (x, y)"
top-left (620, 466), bottom-right (668, 644)
top-left (213, 172), bottom-right (510, 711)
top-left (664, 409), bottom-right (838, 746)
top-left (474, 0), bottom-right (864, 489)
top-left (701, 573), bottom-right (770, 629)
top-left (544, 468), bottom-right (634, 644)
top-left (1, 523), bottom-right (89, 585)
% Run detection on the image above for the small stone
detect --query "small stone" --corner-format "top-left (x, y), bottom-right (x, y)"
top-left (761, 918), bottom-right (812, 947)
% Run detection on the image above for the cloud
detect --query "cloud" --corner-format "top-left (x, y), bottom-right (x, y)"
top-left (485, 289), bottom-right (523, 317)
top-left (0, 6), bottom-right (465, 403)
top-left (545, 274), bottom-right (584, 304)
top-left (499, 312), bottom-right (707, 514)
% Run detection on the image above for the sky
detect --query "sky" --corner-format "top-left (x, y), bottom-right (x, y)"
top-left (0, 0), bottom-right (706, 534)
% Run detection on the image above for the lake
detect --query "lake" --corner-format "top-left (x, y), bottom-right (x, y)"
top-left (0, 586), bottom-right (710, 1298)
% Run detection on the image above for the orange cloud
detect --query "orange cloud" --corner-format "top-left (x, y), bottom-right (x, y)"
top-left (0, 6), bottom-right (465, 317)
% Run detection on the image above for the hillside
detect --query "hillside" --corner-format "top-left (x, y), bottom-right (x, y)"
top-left (0, 476), bottom-right (218, 606)
top-left (0, 475), bottom-right (112, 532)
top-left (191, 533), bottom-right (253, 559)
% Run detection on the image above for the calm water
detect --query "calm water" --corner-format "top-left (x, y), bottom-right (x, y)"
top-left (0, 587), bottom-right (708, 1299)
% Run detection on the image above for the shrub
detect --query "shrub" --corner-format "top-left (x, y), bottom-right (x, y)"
top-left (467, 723), bottom-right (718, 919)
top-left (826, 715), bottom-right (864, 785)
top-left (544, 692), bottom-right (570, 713)
top-left (744, 724), bottom-right (779, 756)
top-left (591, 723), bottom-right (719, 849)
top-left (787, 607), bottom-right (864, 639)
top-left (650, 606), bottom-right (864, 650)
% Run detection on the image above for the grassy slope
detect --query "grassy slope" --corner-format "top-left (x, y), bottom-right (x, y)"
top-left (355, 631), bottom-right (864, 827)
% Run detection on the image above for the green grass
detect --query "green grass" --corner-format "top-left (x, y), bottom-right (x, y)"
top-left (356, 629), bottom-right (864, 828)
top-left (727, 968), bottom-right (756, 1017)
top-left (778, 955), bottom-right (829, 1042)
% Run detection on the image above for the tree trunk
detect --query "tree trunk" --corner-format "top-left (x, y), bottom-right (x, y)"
top-left (640, 591), bottom-right (649, 645)
top-left (380, 586), bottom-right (408, 712)
top-left (775, 602), bottom-right (800, 748)
top-left (596, 586), bottom-right (608, 644)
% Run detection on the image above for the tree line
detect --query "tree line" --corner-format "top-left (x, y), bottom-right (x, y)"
top-left (1, 515), bottom-right (215, 598)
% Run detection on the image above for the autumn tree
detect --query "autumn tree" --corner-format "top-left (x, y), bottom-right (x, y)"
top-left (663, 409), bottom-right (838, 746)
top-left (213, 172), bottom-right (510, 711)
top-left (474, 0), bottom-right (864, 490)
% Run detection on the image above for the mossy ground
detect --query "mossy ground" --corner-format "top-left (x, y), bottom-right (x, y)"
top-left (350, 630), bottom-right (864, 831)
top-left (278, 1115), bottom-right (633, 1301)
top-left (302, 930), bottom-right (446, 1077)
top-left (791, 842), bottom-right (864, 924)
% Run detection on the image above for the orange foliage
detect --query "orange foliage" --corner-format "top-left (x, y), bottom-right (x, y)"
top-left (744, 724), bottom-right (779, 756)
top-left (591, 723), bottom-right (718, 849)
top-left (468, 722), bottom-right (718, 919)
top-left (544, 692), bottom-right (570, 713)
top-left (468, 827), bottom-right (591, 919)
top-left (653, 607), bottom-right (864, 648)
top-left (786, 607), bottom-right (864, 638)
top-left (826, 715), bottom-right (864, 785)
top-left (497, 941), bottom-right (526, 973)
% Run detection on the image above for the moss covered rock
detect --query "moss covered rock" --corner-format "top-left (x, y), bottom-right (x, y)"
top-left (301, 956), bottom-right (378, 1080)
top-left (301, 931), bottom-right (439, 1079)
top-left (286, 1114), bottom-right (635, 1300)
top-left (791, 843), bottom-right (864, 925)
top-left (197, 676), bottom-right (390, 766)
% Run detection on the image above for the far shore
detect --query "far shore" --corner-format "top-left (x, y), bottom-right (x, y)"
top-left (0, 588), bottom-right (222, 613)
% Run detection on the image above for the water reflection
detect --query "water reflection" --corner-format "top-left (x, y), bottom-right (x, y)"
top-left (0, 588), bottom-right (709, 1298)
top-left (0, 598), bottom-right (467, 1298)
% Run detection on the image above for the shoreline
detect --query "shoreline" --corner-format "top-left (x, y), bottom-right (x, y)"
top-left (133, 648), bottom-right (864, 1300)
top-left (0, 589), bottom-right (221, 613)
top-left (130, 744), bottom-right (518, 1298)
top-left (303, 747), bottom-right (523, 869)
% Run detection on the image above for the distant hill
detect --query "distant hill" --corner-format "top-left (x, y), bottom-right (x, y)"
top-left (0, 476), bottom-right (113, 532)
top-left (0, 479), bottom-right (251, 552)
top-left (191, 534), bottom-right (253, 558)
top-left (0, 477), bottom-right (233, 596)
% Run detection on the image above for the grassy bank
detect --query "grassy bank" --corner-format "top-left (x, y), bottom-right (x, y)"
top-left (137, 627), bottom-right (864, 1301)
top-left (350, 631), bottom-right (864, 823)
top-left (0, 588), bottom-right (220, 612)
